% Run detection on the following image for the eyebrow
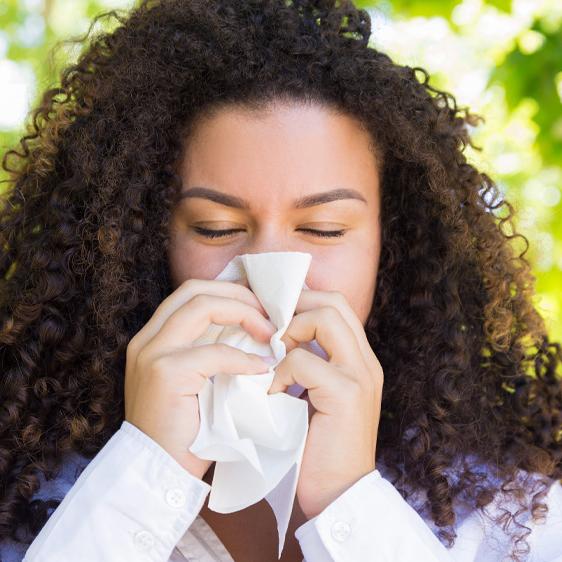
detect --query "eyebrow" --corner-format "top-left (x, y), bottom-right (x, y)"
top-left (178, 186), bottom-right (367, 209)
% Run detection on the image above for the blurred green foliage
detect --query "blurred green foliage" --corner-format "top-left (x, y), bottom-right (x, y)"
top-left (491, 20), bottom-right (562, 167)
top-left (358, 0), bottom-right (514, 18)
top-left (1, 0), bottom-right (561, 340)
top-left (0, 0), bottom-right (125, 151)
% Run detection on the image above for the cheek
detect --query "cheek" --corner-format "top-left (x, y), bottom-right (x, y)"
top-left (167, 236), bottom-right (192, 287)
top-left (305, 253), bottom-right (378, 325)
top-left (166, 237), bottom-right (232, 288)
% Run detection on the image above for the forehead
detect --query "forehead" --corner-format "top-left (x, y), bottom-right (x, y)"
top-left (178, 101), bottom-right (380, 207)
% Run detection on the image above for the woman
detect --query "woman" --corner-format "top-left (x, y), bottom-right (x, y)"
top-left (0, 0), bottom-right (561, 560)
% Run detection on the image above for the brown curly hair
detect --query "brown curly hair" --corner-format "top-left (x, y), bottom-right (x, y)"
top-left (1, 0), bottom-right (561, 559)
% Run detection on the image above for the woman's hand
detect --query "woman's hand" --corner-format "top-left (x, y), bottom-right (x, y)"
top-left (124, 279), bottom-right (276, 481)
top-left (268, 289), bottom-right (383, 520)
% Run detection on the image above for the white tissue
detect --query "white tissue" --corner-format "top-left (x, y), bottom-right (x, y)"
top-left (188, 251), bottom-right (328, 559)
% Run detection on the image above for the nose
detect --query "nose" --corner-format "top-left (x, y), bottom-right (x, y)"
top-left (241, 225), bottom-right (296, 256)
top-left (229, 225), bottom-right (315, 288)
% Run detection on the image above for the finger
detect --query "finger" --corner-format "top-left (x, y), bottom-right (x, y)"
top-left (190, 343), bottom-right (273, 379)
top-left (144, 294), bottom-right (276, 353)
top-left (144, 344), bottom-right (273, 395)
top-left (131, 279), bottom-right (270, 350)
top-left (291, 289), bottom-right (380, 373)
top-left (281, 306), bottom-right (363, 369)
top-left (267, 349), bottom-right (350, 409)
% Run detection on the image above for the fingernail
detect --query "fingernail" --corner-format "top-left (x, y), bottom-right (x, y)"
top-left (261, 355), bottom-right (277, 365)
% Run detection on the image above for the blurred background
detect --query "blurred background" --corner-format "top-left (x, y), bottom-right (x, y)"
top-left (1, 0), bottom-right (561, 340)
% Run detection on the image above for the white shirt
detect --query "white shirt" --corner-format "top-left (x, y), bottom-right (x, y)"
top-left (1, 420), bottom-right (560, 561)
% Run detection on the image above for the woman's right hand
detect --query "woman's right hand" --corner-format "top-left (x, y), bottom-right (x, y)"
top-left (124, 279), bottom-right (277, 481)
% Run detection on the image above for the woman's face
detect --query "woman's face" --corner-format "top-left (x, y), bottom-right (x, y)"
top-left (167, 102), bottom-right (381, 326)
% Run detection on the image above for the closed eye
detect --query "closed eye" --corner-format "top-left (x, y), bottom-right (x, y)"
top-left (193, 227), bottom-right (346, 238)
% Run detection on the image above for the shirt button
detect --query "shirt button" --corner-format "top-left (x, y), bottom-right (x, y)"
top-left (165, 487), bottom-right (187, 508)
top-left (134, 529), bottom-right (155, 550)
top-left (331, 520), bottom-right (351, 542)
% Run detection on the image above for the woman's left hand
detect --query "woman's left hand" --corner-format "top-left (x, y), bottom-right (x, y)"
top-left (268, 289), bottom-right (384, 520)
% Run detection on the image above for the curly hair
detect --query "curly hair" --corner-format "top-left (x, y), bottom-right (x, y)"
top-left (1, 0), bottom-right (561, 559)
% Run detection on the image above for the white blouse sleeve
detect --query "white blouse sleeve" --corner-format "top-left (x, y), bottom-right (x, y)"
top-left (294, 469), bottom-right (453, 561)
top-left (23, 421), bottom-right (212, 562)
top-left (294, 469), bottom-right (562, 562)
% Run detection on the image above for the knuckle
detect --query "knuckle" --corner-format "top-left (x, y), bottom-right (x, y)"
top-left (214, 342), bottom-right (236, 355)
top-left (159, 279), bottom-right (197, 309)
top-left (372, 367), bottom-right (384, 389)
top-left (286, 347), bottom-right (308, 362)
top-left (189, 293), bottom-right (209, 306)
top-left (134, 346), bottom-right (148, 368)
top-left (180, 278), bottom-right (199, 292)
top-left (328, 290), bottom-right (347, 307)
top-left (319, 305), bottom-right (342, 322)
top-left (126, 337), bottom-right (139, 359)
top-left (337, 376), bottom-right (361, 403)
top-left (148, 354), bottom-right (173, 378)
top-left (347, 377), bottom-right (363, 396)
top-left (135, 347), bottom-right (160, 373)
top-left (189, 293), bottom-right (211, 308)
